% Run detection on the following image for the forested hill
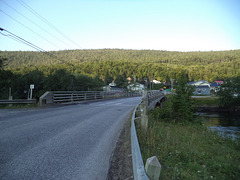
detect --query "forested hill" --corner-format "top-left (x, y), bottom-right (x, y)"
top-left (1, 49), bottom-right (240, 66)
top-left (1, 49), bottom-right (240, 82)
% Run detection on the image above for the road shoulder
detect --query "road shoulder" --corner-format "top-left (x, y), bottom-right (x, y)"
top-left (107, 117), bottom-right (133, 180)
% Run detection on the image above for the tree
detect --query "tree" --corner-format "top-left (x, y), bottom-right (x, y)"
top-left (152, 75), bottom-right (195, 123)
top-left (217, 77), bottom-right (240, 110)
top-left (0, 57), bottom-right (14, 99)
top-left (115, 75), bottom-right (128, 88)
top-left (171, 76), bottom-right (195, 122)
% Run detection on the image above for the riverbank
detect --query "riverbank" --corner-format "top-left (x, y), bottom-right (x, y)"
top-left (136, 113), bottom-right (240, 179)
top-left (193, 96), bottom-right (240, 112)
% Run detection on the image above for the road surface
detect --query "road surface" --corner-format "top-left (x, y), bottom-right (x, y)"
top-left (0, 97), bottom-right (141, 180)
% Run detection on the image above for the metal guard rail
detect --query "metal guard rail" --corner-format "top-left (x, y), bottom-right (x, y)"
top-left (131, 103), bottom-right (149, 180)
top-left (53, 91), bottom-right (139, 103)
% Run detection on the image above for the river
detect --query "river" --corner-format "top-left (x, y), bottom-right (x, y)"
top-left (196, 112), bottom-right (240, 140)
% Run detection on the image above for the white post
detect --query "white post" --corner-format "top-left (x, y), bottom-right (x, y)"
top-left (145, 156), bottom-right (161, 180)
top-left (30, 89), bottom-right (33, 100)
top-left (141, 90), bottom-right (148, 133)
top-left (9, 87), bottom-right (12, 100)
top-left (29, 84), bottom-right (34, 100)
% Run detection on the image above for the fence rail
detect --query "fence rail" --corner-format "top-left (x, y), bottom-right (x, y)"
top-left (39, 91), bottom-right (141, 106)
top-left (131, 103), bottom-right (149, 180)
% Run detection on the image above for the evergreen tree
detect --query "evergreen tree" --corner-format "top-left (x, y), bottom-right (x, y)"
top-left (217, 77), bottom-right (240, 110)
top-left (171, 76), bottom-right (195, 122)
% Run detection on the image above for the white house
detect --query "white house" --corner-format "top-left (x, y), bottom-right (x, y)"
top-left (152, 80), bottom-right (161, 84)
top-left (187, 80), bottom-right (211, 95)
top-left (187, 80), bottom-right (211, 87)
top-left (127, 83), bottom-right (145, 92)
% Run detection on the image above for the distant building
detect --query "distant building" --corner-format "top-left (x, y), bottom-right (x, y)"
top-left (103, 81), bottom-right (125, 92)
top-left (127, 83), bottom-right (145, 92)
top-left (215, 81), bottom-right (224, 85)
top-left (187, 80), bottom-right (211, 87)
top-left (210, 82), bottom-right (219, 92)
top-left (103, 85), bottom-right (125, 92)
top-left (194, 85), bottom-right (211, 95)
top-left (187, 80), bottom-right (211, 95)
top-left (152, 80), bottom-right (161, 84)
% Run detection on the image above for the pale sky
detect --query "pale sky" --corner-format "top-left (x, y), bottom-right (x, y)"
top-left (1, 0), bottom-right (240, 51)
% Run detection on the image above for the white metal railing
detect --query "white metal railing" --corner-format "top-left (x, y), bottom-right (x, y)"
top-left (52, 91), bottom-right (140, 103)
top-left (39, 91), bottom-right (141, 106)
top-left (131, 103), bottom-right (149, 180)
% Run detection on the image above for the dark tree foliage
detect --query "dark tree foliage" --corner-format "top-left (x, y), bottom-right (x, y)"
top-left (171, 76), bottom-right (195, 122)
top-left (217, 77), bottom-right (240, 110)
top-left (1, 49), bottom-right (240, 99)
top-left (152, 75), bottom-right (195, 123)
top-left (1, 49), bottom-right (240, 83)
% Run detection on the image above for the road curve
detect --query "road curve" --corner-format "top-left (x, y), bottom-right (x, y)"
top-left (0, 97), bottom-right (141, 180)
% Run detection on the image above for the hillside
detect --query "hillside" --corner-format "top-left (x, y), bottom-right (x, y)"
top-left (1, 49), bottom-right (240, 82)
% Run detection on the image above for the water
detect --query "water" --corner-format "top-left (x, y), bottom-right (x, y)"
top-left (196, 112), bottom-right (240, 140)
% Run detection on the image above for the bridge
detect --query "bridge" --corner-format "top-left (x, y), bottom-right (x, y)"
top-left (0, 90), bottom-right (164, 179)
top-left (145, 90), bottom-right (166, 110)
top-left (39, 90), bottom-right (166, 110)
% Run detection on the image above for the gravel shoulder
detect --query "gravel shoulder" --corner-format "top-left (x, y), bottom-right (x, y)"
top-left (107, 116), bottom-right (133, 180)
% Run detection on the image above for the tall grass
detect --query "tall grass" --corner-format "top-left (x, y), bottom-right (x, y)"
top-left (136, 113), bottom-right (240, 179)
top-left (192, 97), bottom-right (219, 107)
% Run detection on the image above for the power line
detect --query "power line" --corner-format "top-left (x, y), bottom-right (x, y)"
top-left (0, 9), bottom-right (62, 49)
top-left (17, 0), bottom-right (82, 49)
top-left (0, 0), bottom-right (69, 49)
top-left (0, 27), bottom-right (65, 63)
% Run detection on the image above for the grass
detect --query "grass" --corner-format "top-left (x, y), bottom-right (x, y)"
top-left (136, 113), bottom-right (240, 180)
top-left (192, 97), bottom-right (219, 107)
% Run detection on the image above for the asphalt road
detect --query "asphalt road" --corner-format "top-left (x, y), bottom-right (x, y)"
top-left (0, 97), bottom-right (141, 180)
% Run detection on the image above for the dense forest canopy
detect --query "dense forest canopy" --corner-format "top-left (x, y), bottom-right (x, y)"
top-left (1, 49), bottom-right (240, 83)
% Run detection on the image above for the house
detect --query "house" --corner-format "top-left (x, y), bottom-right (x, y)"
top-left (127, 83), bottom-right (145, 92)
top-left (215, 81), bottom-right (224, 85)
top-left (103, 85), bottom-right (125, 92)
top-left (187, 80), bottom-right (211, 95)
top-left (187, 80), bottom-right (211, 87)
top-left (152, 80), bottom-right (161, 84)
top-left (210, 82), bottom-right (219, 92)
top-left (103, 81), bottom-right (126, 93)
top-left (194, 85), bottom-right (211, 95)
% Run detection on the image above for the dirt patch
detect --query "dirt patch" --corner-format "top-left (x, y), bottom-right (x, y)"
top-left (107, 119), bottom-right (133, 180)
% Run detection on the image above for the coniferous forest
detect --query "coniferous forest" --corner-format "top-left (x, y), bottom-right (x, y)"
top-left (1, 49), bottom-right (240, 99)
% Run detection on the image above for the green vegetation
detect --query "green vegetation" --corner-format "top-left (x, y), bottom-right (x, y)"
top-left (1, 49), bottom-right (240, 99)
top-left (192, 97), bottom-right (219, 107)
top-left (137, 117), bottom-right (240, 179)
top-left (1, 49), bottom-right (240, 82)
top-left (136, 76), bottom-right (240, 179)
top-left (152, 76), bottom-right (195, 122)
top-left (0, 59), bottom-right (104, 99)
top-left (217, 77), bottom-right (240, 110)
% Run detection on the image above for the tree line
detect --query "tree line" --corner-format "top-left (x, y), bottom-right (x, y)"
top-left (0, 61), bottom-right (104, 99)
top-left (0, 49), bottom-right (240, 99)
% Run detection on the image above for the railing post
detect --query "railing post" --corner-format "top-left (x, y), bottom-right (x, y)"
top-left (145, 156), bottom-right (161, 180)
top-left (141, 90), bottom-right (148, 133)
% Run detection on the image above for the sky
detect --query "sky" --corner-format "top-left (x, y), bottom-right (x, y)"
top-left (0, 0), bottom-right (240, 52)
